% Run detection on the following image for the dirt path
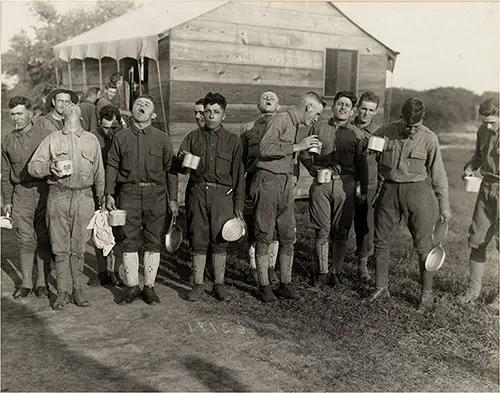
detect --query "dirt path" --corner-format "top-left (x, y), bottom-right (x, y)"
top-left (1, 250), bottom-right (310, 392)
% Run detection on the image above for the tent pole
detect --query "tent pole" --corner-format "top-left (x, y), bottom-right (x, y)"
top-left (116, 59), bottom-right (120, 72)
top-left (156, 59), bottom-right (168, 133)
top-left (67, 61), bottom-right (73, 90)
top-left (82, 59), bottom-right (87, 92)
top-left (98, 58), bottom-right (103, 91)
top-left (55, 65), bottom-right (60, 86)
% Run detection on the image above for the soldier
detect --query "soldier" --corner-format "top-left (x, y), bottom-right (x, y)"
top-left (369, 97), bottom-right (451, 310)
top-left (241, 91), bottom-right (281, 285)
top-left (1, 96), bottom-right (53, 299)
top-left (252, 92), bottom-right (325, 302)
top-left (105, 94), bottom-right (179, 305)
top-left (34, 88), bottom-right (79, 132)
top-left (458, 97), bottom-right (499, 315)
top-left (79, 87), bottom-right (101, 132)
top-left (352, 91), bottom-right (381, 282)
top-left (87, 105), bottom-right (122, 287)
top-left (28, 104), bottom-right (105, 310)
top-left (178, 92), bottom-right (245, 302)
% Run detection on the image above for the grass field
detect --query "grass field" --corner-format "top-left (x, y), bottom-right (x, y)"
top-left (1, 143), bottom-right (499, 391)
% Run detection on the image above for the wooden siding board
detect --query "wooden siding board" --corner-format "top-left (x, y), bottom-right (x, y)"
top-left (198, 2), bottom-right (368, 38)
top-left (171, 19), bottom-right (386, 55)
top-left (170, 60), bottom-right (323, 88)
top-left (170, 39), bottom-right (324, 70)
top-left (170, 81), bottom-right (323, 106)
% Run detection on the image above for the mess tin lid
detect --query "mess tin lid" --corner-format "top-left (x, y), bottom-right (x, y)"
top-left (432, 218), bottom-right (448, 245)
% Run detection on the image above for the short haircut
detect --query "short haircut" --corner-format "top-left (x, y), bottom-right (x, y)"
top-left (105, 82), bottom-right (117, 90)
top-left (302, 91), bottom-right (327, 108)
top-left (333, 91), bottom-right (357, 107)
top-left (401, 97), bottom-right (425, 124)
top-left (479, 97), bottom-right (499, 117)
top-left (86, 87), bottom-right (100, 98)
top-left (358, 91), bottom-right (380, 108)
top-left (109, 72), bottom-right (121, 84)
top-left (75, 90), bottom-right (84, 102)
top-left (134, 94), bottom-right (157, 112)
top-left (99, 104), bottom-right (120, 122)
top-left (195, 98), bottom-right (205, 106)
top-left (8, 96), bottom-right (33, 110)
top-left (203, 92), bottom-right (227, 110)
top-left (42, 84), bottom-right (57, 97)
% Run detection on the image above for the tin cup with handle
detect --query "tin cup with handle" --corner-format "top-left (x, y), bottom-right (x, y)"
top-left (55, 160), bottom-right (73, 176)
top-left (463, 176), bottom-right (482, 193)
top-left (308, 139), bottom-right (323, 155)
top-left (182, 152), bottom-right (201, 170)
top-left (317, 168), bottom-right (332, 184)
top-left (367, 136), bottom-right (386, 152)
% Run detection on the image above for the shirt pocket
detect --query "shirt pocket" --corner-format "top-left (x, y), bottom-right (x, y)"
top-left (80, 148), bottom-right (95, 182)
top-left (407, 150), bottom-right (427, 174)
top-left (216, 149), bottom-right (232, 177)
top-left (146, 146), bottom-right (164, 177)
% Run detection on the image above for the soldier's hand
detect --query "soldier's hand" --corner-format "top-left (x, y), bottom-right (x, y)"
top-left (3, 204), bottom-right (12, 217)
top-left (50, 162), bottom-right (65, 178)
top-left (296, 135), bottom-right (320, 152)
top-left (440, 209), bottom-right (452, 223)
top-left (462, 166), bottom-right (474, 179)
top-left (98, 195), bottom-right (107, 211)
top-left (169, 200), bottom-right (179, 218)
top-left (234, 208), bottom-right (244, 221)
top-left (106, 194), bottom-right (117, 211)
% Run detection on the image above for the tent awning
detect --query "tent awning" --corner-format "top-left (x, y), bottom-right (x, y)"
top-left (53, 2), bottom-right (228, 62)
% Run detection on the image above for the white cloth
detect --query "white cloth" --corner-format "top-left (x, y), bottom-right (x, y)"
top-left (87, 210), bottom-right (115, 257)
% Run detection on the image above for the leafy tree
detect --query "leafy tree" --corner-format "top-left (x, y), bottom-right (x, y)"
top-left (2, 0), bottom-right (135, 90)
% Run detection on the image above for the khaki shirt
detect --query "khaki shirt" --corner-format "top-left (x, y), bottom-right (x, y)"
top-left (1, 123), bottom-right (53, 203)
top-left (465, 124), bottom-right (499, 182)
top-left (258, 108), bottom-right (299, 174)
top-left (353, 117), bottom-right (380, 186)
top-left (374, 120), bottom-right (450, 212)
top-left (34, 112), bottom-right (64, 133)
top-left (28, 127), bottom-right (105, 199)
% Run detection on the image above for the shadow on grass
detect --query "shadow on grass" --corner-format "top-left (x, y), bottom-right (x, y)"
top-left (1, 297), bottom-right (160, 392)
top-left (181, 354), bottom-right (251, 392)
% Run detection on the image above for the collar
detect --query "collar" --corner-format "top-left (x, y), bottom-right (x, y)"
top-left (353, 117), bottom-right (378, 134)
top-left (256, 113), bottom-right (274, 123)
top-left (328, 117), bottom-right (349, 128)
top-left (202, 125), bottom-right (223, 136)
top-left (13, 122), bottom-right (34, 137)
top-left (131, 123), bottom-right (152, 135)
top-left (286, 108), bottom-right (301, 127)
top-left (97, 127), bottom-right (115, 140)
top-left (50, 111), bottom-right (64, 122)
top-left (62, 126), bottom-right (84, 137)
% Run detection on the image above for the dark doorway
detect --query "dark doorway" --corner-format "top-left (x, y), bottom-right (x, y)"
top-left (120, 57), bottom-right (149, 108)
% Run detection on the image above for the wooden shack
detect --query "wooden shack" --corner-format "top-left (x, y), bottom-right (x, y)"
top-left (54, 1), bottom-right (398, 200)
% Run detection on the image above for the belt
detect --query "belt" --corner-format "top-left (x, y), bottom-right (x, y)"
top-left (199, 182), bottom-right (231, 189)
top-left (134, 182), bottom-right (156, 187)
top-left (50, 184), bottom-right (91, 191)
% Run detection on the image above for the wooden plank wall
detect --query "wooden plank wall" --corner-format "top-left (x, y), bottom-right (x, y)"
top-left (168, 1), bottom-right (389, 200)
top-left (148, 36), bottom-right (170, 132)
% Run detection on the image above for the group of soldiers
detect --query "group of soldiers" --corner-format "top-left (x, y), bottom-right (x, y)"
top-left (2, 79), bottom-right (499, 315)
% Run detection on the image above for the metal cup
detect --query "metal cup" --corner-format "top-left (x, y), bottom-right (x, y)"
top-left (367, 136), bottom-right (385, 152)
top-left (308, 140), bottom-right (323, 155)
top-left (182, 152), bottom-right (201, 170)
top-left (317, 169), bottom-right (332, 184)
top-left (56, 160), bottom-right (73, 176)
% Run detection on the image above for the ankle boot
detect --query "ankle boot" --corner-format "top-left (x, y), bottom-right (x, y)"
top-left (458, 260), bottom-right (486, 304)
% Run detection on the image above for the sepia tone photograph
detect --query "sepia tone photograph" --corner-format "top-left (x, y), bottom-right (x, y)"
top-left (1, 0), bottom-right (499, 391)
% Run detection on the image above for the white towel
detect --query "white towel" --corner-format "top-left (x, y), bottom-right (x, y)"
top-left (87, 210), bottom-right (116, 256)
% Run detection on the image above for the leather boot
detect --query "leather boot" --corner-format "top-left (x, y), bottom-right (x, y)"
top-left (72, 289), bottom-right (91, 307)
top-left (274, 283), bottom-right (300, 300)
top-left (486, 293), bottom-right (500, 315)
top-left (19, 251), bottom-right (35, 290)
top-left (458, 259), bottom-right (486, 304)
top-left (258, 285), bottom-right (277, 303)
top-left (213, 283), bottom-right (231, 301)
top-left (142, 285), bottom-right (160, 305)
top-left (418, 290), bottom-right (434, 311)
top-left (187, 284), bottom-right (205, 301)
top-left (118, 285), bottom-right (142, 305)
top-left (332, 241), bottom-right (348, 279)
top-left (53, 292), bottom-right (70, 310)
top-left (314, 273), bottom-right (329, 289)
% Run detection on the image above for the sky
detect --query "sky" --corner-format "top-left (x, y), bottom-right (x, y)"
top-left (1, 0), bottom-right (499, 94)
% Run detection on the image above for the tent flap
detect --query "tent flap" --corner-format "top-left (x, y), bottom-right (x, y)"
top-left (54, 35), bottom-right (159, 62)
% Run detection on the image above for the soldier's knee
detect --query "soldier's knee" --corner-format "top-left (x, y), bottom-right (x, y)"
top-left (315, 229), bottom-right (329, 243)
top-left (211, 243), bottom-right (228, 254)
